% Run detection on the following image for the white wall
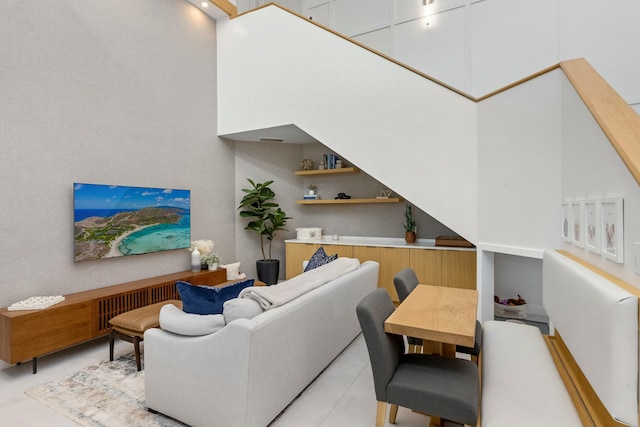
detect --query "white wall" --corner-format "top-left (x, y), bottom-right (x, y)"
top-left (0, 1), bottom-right (235, 308)
top-left (300, 0), bottom-right (640, 104)
top-left (478, 71), bottom-right (562, 251)
top-left (217, 6), bottom-right (479, 242)
top-left (232, 141), bottom-right (457, 281)
top-left (560, 75), bottom-right (640, 287)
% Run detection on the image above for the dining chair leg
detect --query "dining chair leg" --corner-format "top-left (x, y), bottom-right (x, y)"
top-left (389, 404), bottom-right (399, 424)
top-left (376, 401), bottom-right (387, 427)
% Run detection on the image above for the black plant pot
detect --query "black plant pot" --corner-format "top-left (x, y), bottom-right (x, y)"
top-left (256, 259), bottom-right (279, 285)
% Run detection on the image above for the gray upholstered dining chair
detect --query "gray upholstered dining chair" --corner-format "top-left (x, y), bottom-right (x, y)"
top-left (356, 288), bottom-right (479, 427)
top-left (393, 267), bottom-right (483, 363)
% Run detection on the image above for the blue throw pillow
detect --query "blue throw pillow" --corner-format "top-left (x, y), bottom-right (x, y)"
top-left (176, 279), bottom-right (255, 315)
top-left (304, 246), bottom-right (338, 272)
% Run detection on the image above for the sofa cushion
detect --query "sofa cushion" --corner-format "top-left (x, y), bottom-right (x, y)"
top-left (159, 304), bottom-right (226, 336)
top-left (177, 279), bottom-right (255, 315)
top-left (223, 298), bottom-right (264, 323)
top-left (304, 246), bottom-right (338, 272)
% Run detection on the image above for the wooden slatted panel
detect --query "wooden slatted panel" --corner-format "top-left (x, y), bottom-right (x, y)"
top-left (149, 282), bottom-right (180, 304)
top-left (96, 290), bottom-right (149, 335)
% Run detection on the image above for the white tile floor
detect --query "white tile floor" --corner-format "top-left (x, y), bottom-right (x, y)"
top-left (0, 335), bottom-right (460, 427)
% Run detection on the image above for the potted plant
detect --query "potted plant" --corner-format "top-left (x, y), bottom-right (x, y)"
top-left (201, 252), bottom-right (221, 270)
top-left (238, 179), bottom-right (291, 284)
top-left (403, 203), bottom-right (416, 243)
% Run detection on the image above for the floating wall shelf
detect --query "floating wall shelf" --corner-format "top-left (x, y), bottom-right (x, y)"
top-left (294, 167), bottom-right (360, 176)
top-left (296, 197), bottom-right (403, 205)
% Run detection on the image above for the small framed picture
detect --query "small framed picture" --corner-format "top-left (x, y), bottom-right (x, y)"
top-left (571, 201), bottom-right (585, 247)
top-left (584, 199), bottom-right (600, 253)
top-left (601, 197), bottom-right (624, 263)
top-left (562, 201), bottom-right (572, 242)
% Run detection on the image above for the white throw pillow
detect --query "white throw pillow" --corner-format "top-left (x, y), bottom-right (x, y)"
top-left (223, 298), bottom-right (264, 323)
top-left (159, 304), bottom-right (225, 336)
top-left (220, 262), bottom-right (246, 280)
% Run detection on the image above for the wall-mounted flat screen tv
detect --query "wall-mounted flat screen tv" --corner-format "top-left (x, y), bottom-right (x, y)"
top-left (74, 183), bottom-right (191, 262)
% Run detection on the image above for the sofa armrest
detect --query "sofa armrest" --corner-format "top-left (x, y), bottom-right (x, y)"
top-left (144, 319), bottom-right (255, 427)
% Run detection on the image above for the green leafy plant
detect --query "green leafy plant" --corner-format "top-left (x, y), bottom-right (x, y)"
top-left (403, 203), bottom-right (416, 232)
top-left (201, 252), bottom-right (220, 265)
top-left (238, 179), bottom-right (291, 261)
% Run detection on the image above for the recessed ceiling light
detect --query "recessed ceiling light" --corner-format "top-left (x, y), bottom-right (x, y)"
top-left (201, 1), bottom-right (208, 7)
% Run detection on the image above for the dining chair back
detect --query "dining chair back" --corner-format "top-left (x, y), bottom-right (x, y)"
top-left (356, 288), bottom-right (479, 427)
top-left (393, 268), bottom-right (423, 352)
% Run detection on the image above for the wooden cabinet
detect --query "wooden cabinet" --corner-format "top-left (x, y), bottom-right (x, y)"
top-left (285, 242), bottom-right (319, 278)
top-left (410, 249), bottom-right (442, 286)
top-left (441, 250), bottom-right (476, 290)
top-left (0, 269), bottom-right (227, 369)
top-left (286, 241), bottom-right (476, 303)
top-left (379, 247), bottom-right (411, 302)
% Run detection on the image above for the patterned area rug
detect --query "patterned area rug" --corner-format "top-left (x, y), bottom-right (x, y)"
top-left (26, 354), bottom-right (186, 427)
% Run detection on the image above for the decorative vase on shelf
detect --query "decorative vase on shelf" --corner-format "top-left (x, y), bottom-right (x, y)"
top-left (208, 262), bottom-right (219, 271)
top-left (405, 231), bottom-right (416, 243)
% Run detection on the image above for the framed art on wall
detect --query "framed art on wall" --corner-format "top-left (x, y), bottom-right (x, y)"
top-left (562, 201), bottom-right (572, 242)
top-left (584, 199), bottom-right (600, 253)
top-left (600, 197), bottom-right (623, 263)
top-left (571, 200), bottom-right (584, 247)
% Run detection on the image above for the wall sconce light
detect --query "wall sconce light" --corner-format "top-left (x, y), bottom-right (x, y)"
top-left (201, 1), bottom-right (209, 7)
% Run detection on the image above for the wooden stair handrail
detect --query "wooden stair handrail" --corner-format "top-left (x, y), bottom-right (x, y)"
top-left (235, 4), bottom-right (640, 188)
top-left (208, 0), bottom-right (237, 18)
top-left (560, 58), bottom-right (640, 187)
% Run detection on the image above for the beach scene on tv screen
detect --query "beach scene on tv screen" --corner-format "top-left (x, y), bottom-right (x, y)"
top-left (73, 183), bottom-right (191, 262)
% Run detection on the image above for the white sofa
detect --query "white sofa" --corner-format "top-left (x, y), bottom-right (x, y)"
top-left (144, 259), bottom-right (379, 427)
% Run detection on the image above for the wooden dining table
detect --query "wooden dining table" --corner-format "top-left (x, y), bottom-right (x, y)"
top-left (384, 284), bottom-right (478, 358)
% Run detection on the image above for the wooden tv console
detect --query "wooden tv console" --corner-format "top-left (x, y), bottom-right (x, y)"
top-left (0, 268), bottom-right (227, 373)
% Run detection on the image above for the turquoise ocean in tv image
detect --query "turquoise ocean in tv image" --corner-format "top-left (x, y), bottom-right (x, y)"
top-left (118, 214), bottom-right (191, 255)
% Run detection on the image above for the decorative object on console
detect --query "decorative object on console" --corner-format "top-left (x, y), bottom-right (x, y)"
top-left (73, 183), bottom-right (191, 262)
top-left (176, 279), bottom-right (255, 315)
top-left (296, 227), bottom-right (322, 240)
top-left (403, 202), bottom-right (416, 243)
top-left (304, 246), bottom-right (338, 272)
top-left (238, 179), bottom-right (292, 285)
top-left (220, 262), bottom-right (246, 280)
top-left (8, 296), bottom-right (65, 311)
top-left (201, 252), bottom-right (221, 270)
top-left (191, 239), bottom-right (215, 269)
top-left (190, 247), bottom-right (201, 272)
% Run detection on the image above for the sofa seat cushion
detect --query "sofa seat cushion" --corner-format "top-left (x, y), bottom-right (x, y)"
top-left (159, 303), bottom-right (226, 336)
top-left (482, 320), bottom-right (582, 427)
top-left (177, 279), bottom-right (254, 315)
